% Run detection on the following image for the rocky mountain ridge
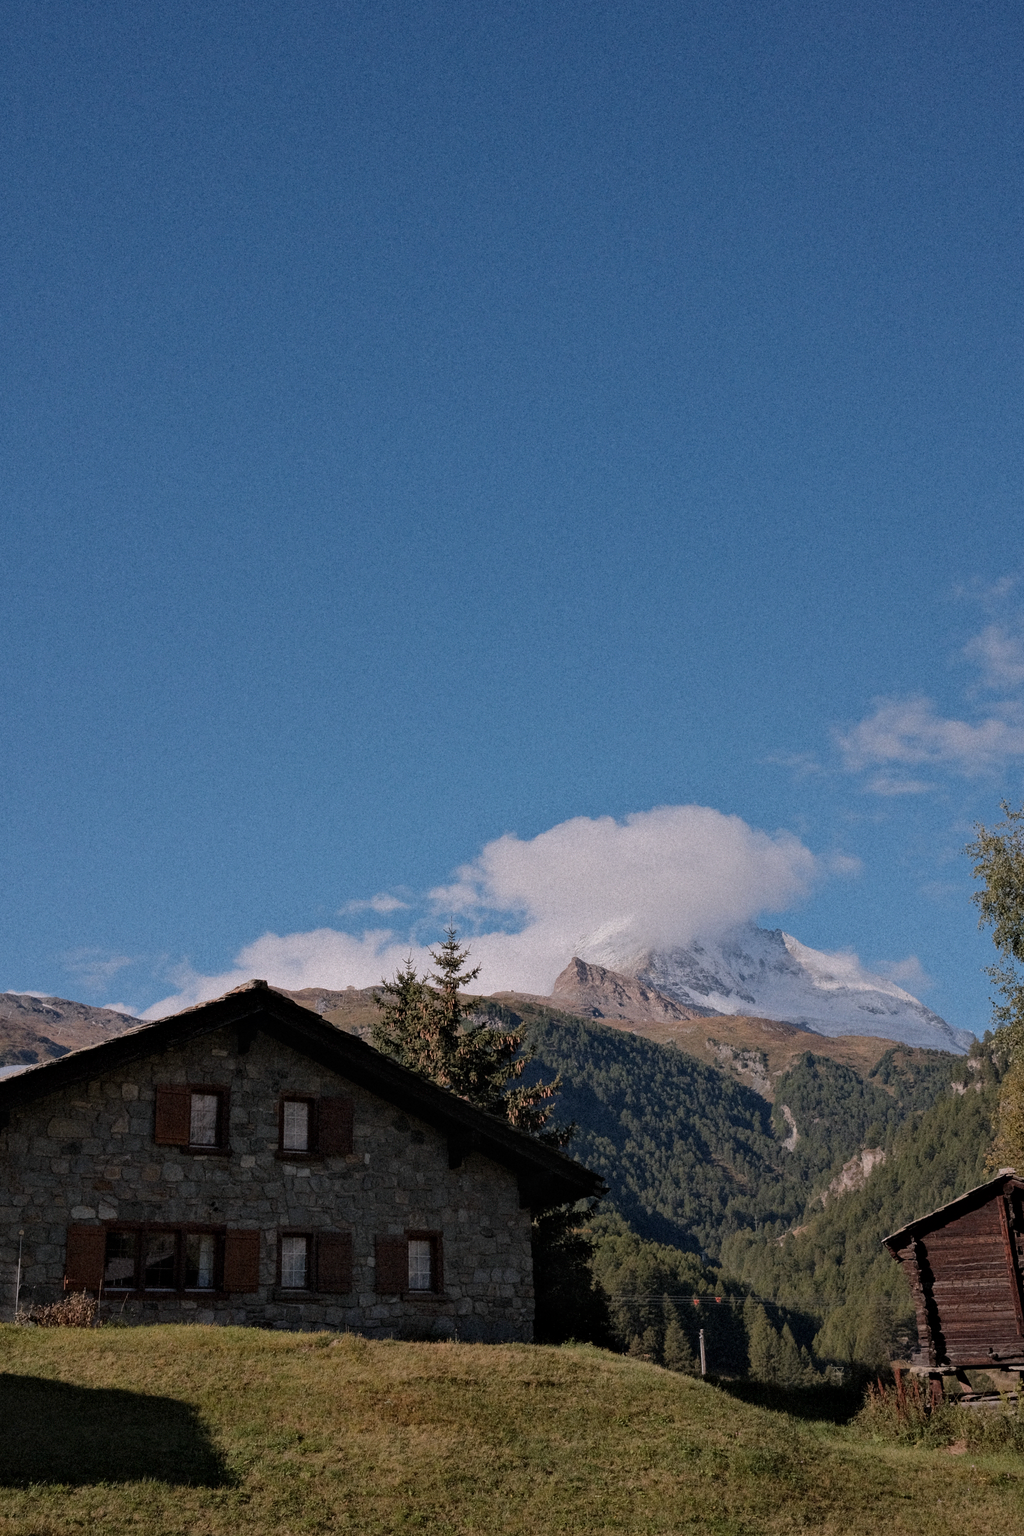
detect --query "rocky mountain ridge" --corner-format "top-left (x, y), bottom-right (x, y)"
top-left (576, 923), bottom-right (972, 1054)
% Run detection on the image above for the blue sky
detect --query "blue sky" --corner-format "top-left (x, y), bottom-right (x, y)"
top-left (1, 0), bottom-right (1022, 1032)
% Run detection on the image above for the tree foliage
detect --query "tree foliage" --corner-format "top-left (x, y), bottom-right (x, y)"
top-left (966, 801), bottom-right (1024, 1170)
top-left (372, 928), bottom-right (567, 1140)
top-left (372, 931), bottom-right (599, 1343)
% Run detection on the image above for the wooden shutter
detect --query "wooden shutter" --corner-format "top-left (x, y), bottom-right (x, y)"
top-left (318, 1096), bottom-right (354, 1156)
top-left (316, 1232), bottom-right (354, 1294)
top-left (64, 1226), bottom-right (106, 1293)
top-left (154, 1085), bottom-right (191, 1145)
top-left (374, 1235), bottom-right (408, 1294)
top-left (222, 1230), bottom-right (261, 1293)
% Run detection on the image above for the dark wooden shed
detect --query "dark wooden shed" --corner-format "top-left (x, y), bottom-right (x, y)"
top-left (883, 1170), bottom-right (1024, 1374)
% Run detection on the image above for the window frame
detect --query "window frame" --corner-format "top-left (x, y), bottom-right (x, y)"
top-left (276, 1230), bottom-right (313, 1291)
top-left (99, 1223), bottom-right (227, 1297)
top-left (276, 1094), bottom-right (319, 1160)
top-left (405, 1230), bottom-right (444, 1297)
top-left (187, 1085), bottom-right (230, 1152)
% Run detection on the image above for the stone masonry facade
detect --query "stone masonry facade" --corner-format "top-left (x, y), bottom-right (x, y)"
top-left (0, 1022), bottom-right (536, 1340)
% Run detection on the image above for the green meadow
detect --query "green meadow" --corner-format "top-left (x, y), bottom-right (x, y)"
top-left (1, 1326), bottom-right (1022, 1535)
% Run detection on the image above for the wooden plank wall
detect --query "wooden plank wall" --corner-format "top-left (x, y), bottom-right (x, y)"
top-left (918, 1197), bottom-right (1024, 1366)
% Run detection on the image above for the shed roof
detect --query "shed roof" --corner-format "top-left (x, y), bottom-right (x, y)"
top-left (882, 1170), bottom-right (1022, 1253)
top-left (0, 980), bottom-right (603, 1209)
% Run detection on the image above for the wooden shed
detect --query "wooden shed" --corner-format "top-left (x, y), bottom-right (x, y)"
top-left (883, 1171), bottom-right (1024, 1374)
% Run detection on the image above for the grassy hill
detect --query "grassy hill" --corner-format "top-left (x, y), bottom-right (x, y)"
top-left (1, 1326), bottom-right (1022, 1535)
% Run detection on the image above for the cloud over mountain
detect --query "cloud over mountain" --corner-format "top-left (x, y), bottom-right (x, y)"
top-left (143, 805), bottom-right (820, 1016)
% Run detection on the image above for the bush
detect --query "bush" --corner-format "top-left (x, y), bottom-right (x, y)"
top-left (858, 1369), bottom-right (1024, 1452)
top-left (25, 1291), bottom-right (98, 1328)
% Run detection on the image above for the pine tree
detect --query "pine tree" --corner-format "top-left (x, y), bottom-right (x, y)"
top-left (744, 1298), bottom-right (782, 1383)
top-left (373, 928), bottom-right (603, 1343)
top-left (661, 1294), bottom-right (695, 1373)
top-left (372, 928), bottom-right (569, 1141)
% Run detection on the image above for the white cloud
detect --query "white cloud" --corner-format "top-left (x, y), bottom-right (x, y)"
top-left (826, 852), bottom-right (864, 876)
top-left (873, 955), bottom-right (934, 992)
top-left (835, 695), bottom-right (1024, 783)
top-left (865, 774), bottom-right (936, 796)
top-left (964, 624), bottom-right (1024, 691)
top-left (338, 894), bottom-right (409, 915)
top-left (143, 805), bottom-right (819, 1016)
top-left (62, 949), bottom-right (137, 990)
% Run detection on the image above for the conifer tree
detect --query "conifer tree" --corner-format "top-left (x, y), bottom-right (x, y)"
top-left (661, 1294), bottom-right (695, 1373)
top-left (372, 927), bottom-right (569, 1141)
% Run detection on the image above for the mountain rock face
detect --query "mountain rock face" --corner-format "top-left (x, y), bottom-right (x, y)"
top-left (578, 924), bottom-right (973, 1054)
top-left (0, 993), bottom-right (140, 1075)
top-left (550, 959), bottom-right (717, 1023)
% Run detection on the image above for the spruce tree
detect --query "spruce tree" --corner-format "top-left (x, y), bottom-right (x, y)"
top-left (372, 927), bottom-right (569, 1140)
top-left (661, 1294), bottom-right (695, 1373)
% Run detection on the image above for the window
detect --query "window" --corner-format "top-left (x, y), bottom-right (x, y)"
top-left (103, 1230), bottom-right (137, 1289)
top-left (276, 1232), bottom-right (354, 1294)
top-left (154, 1085), bottom-right (229, 1151)
top-left (101, 1227), bottom-right (223, 1293)
top-left (374, 1232), bottom-right (443, 1295)
top-left (185, 1233), bottom-right (217, 1290)
top-left (408, 1238), bottom-right (432, 1291)
top-left (189, 1093), bottom-right (220, 1147)
top-left (276, 1095), bottom-right (355, 1158)
top-left (280, 1234), bottom-right (308, 1289)
top-left (144, 1232), bottom-right (177, 1290)
top-left (281, 1098), bottom-right (311, 1152)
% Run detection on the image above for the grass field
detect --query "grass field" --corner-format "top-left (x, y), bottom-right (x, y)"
top-left (0, 1326), bottom-right (1022, 1535)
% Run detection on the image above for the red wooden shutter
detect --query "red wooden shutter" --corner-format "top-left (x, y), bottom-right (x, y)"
top-left (222, 1230), bottom-right (261, 1292)
top-left (318, 1096), bottom-right (354, 1155)
top-left (64, 1226), bottom-right (106, 1293)
top-left (316, 1232), bottom-right (354, 1294)
top-left (374, 1235), bottom-right (408, 1293)
top-left (432, 1234), bottom-right (444, 1295)
top-left (154, 1085), bottom-right (191, 1145)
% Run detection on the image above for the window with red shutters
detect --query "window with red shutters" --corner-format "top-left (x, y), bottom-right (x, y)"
top-left (154, 1085), bottom-right (229, 1150)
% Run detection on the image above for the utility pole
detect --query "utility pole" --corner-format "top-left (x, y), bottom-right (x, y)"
top-left (699, 1327), bottom-right (706, 1378)
top-left (13, 1230), bottom-right (24, 1322)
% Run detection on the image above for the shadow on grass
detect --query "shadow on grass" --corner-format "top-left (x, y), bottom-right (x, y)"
top-left (0, 1374), bottom-right (232, 1486)
top-left (716, 1378), bottom-right (865, 1425)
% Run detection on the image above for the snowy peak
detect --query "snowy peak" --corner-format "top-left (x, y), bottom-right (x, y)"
top-left (578, 924), bottom-right (972, 1054)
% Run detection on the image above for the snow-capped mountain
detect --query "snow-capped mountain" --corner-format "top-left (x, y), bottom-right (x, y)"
top-left (577, 924), bottom-right (974, 1054)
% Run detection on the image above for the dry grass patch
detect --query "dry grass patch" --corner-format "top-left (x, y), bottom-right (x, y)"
top-left (0, 1326), bottom-right (1022, 1534)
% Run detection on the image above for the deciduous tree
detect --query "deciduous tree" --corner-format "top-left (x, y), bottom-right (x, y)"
top-left (966, 802), bottom-right (1024, 1170)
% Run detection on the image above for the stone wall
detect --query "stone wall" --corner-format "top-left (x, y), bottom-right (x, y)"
top-left (0, 1024), bottom-right (534, 1340)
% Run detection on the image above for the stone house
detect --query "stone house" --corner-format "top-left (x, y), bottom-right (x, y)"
top-left (0, 980), bottom-right (601, 1338)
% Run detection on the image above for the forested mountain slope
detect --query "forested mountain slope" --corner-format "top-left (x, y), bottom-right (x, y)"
top-left (718, 1046), bottom-right (1001, 1364)
top-left (481, 998), bottom-right (970, 1259)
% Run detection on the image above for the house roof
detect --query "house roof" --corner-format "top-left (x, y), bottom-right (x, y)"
top-left (0, 980), bottom-right (603, 1209)
top-left (882, 1169), bottom-right (1022, 1254)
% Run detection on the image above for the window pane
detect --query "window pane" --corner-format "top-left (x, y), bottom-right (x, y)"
top-left (408, 1238), bottom-right (432, 1291)
top-left (190, 1093), bottom-right (219, 1146)
top-left (282, 1100), bottom-right (310, 1151)
top-left (185, 1233), bottom-right (217, 1290)
top-left (144, 1233), bottom-right (177, 1290)
top-left (281, 1235), bottom-right (308, 1288)
top-left (104, 1231), bottom-right (137, 1288)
